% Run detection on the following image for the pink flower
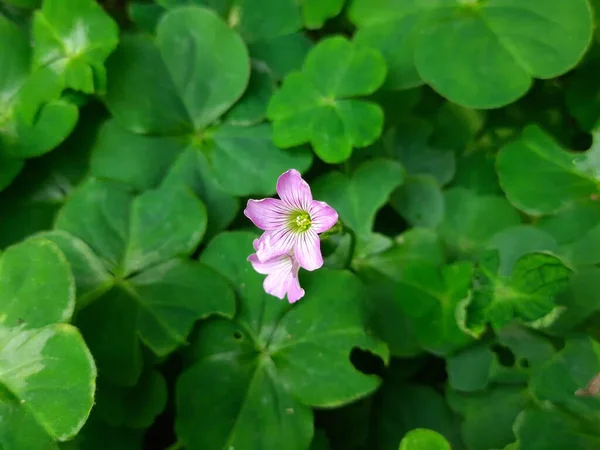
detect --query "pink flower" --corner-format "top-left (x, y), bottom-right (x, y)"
top-left (248, 240), bottom-right (305, 303)
top-left (244, 169), bottom-right (338, 271)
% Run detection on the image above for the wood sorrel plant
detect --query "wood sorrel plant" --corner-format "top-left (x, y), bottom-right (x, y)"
top-left (1, 0), bottom-right (600, 449)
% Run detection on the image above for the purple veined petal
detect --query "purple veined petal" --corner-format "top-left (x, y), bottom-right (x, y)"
top-left (244, 198), bottom-right (292, 231)
top-left (277, 169), bottom-right (313, 211)
top-left (248, 252), bottom-right (290, 275)
top-left (262, 257), bottom-right (294, 300)
top-left (294, 229), bottom-right (323, 271)
top-left (287, 259), bottom-right (305, 303)
top-left (256, 228), bottom-right (298, 262)
top-left (309, 200), bottom-right (338, 233)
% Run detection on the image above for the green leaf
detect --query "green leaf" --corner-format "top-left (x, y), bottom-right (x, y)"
top-left (382, 118), bottom-right (455, 186)
top-left (76, 287), bottom-right (143, 387)
top-left (90, 119), bottom-right (184, 192)
top-left (530, 337), bottom-right (600, 420)
top-left (55, 179), bottom-right (206, 277)
top-left (0, 16), bottom-right (78, 159)
top-left (437, 188), bottom-right (521, 257)
top-left (248, 32), bottom-right (313, 80)
top-left (0, 386), bottom-right (58, 450)
top-left (178, 231), bottom-right (389, 450)
top-left (514, 408), bottom-right (600, 450)
top-left (350, 0), bottom-right (592, 107)
top-left (301, 0), bottom-right (344, 29)
top-left (537, 203), bottom-right (600, 267)
top-left (34, 231), bottom-right (112, 308)
top-left (267, 36), bottom-right (386, 163)
top-left (488, 225), bottom-right (560, 276)
top-left (104, 15), bottom-right (312, 198)
top-left (74, 258), bottom-right (236, 384)
top-left (0, 238), bottom-right (74, 329)
top-left (224, 65), bottom-right (276, 126)
top-left (390, 175), bottom-right (444, 228)
top-left (373, 379), bottom-right (462, 450)
top-left (123, 185), bottom-right (206, 275)
top-left (395, 260), bottom-right (475, 355)
top-left (446, 343), bottom-right (495, 393)
top-left (399, 429), bottom-right (452, 450)
top-left (449, 386), bottom-right (529, 450)
top-left (312, 159), bottom-right (405, 238)
top-left (161, 148), bottom-right (239, 240)
top-left (471, 251), bottom-right (573, 330)
top-left (156, 6), bottom-right (250, 129)
top-left (231, 0), bottom-right (302, 41)
top-left (0, 323), bottom-right (96, 441)
top-left (497, 125), bottom-right (600, 216)
top-left (95, 369), bottom-right (167, 429)
top-left (32, 0), bottom-right (119, 94)
top-left (200, 123), bottom-right (312, 197)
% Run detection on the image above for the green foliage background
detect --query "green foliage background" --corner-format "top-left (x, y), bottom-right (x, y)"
top-left (1, 0), bottom-right (600, 449)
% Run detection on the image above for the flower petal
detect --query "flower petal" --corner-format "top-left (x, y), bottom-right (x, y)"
top-left (287, 259), bottom-right (305, 303)
top-left (244, 198), bottom-right (292, 231)
top-left (262, 258), bottom-right (294, 299)
top-left (309, 200), bottom-right (338, 233)
top-left (294, 229), bottom-right (323, 271)
top-left (248, 252), bottom-right (289, 275)
top-left (256, 228), bottom-right (297, 262)
top-left (277, 169), bottom-right (313, 210)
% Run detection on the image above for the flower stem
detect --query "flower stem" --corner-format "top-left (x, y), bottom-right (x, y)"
top-left (344, 226), bottom-right (357, 270)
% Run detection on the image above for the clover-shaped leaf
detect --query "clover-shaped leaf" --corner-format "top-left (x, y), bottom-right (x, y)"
top-left (470, 250), bottom-right (573, 330)
top-left (349, 0), bottom-right (592, 108)
top-left (175, 231), bottom-right (389, 450)
top-left (301, 0), bottom-right (345, 29)
top-left (497, 125), bottom-right (600, 216)
top-left (267, 36), bottom-right (386, 163)
top-left (50, 179), bottom-right (235, 385)
top-left (393, 260), bottom-right (475, 355)
top-left (312, 159), bottom-right (404, 238)
top-left (103, 6), bottom-right (311, 215)
top-left (32, 0), bottom-right (119, 95)
top-left (399, 429), bottom-right (452, 450)
top-left (0, 15), bottom-right (78, 175)
top-left (437, 188), bottom-right (521, 257)
top-left (0, 237), bottom-right (96, 448)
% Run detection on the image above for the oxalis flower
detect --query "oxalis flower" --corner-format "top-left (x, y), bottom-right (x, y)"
top-left (244, 169), bottom-right (338, 270)
top-left (248, 240), bottom-right (305, 303)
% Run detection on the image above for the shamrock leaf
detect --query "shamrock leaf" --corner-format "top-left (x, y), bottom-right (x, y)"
top-left (381, 117), bottom-right (456, 186)
top-left (267, 36), bottom-right (386, 163)
top-left (32, 0), bottom-right (119, 95)
top-left (390, 175), bottom-right (444, 228)
top-left (393, 260), bottom-right (475, 355)
top-left (0, 16), bottom-right (78, 173)
top-left (448, 386), bottom-right (529, 450)
top-left (353, 229), bottom-right (444, 357)
top-left (0, 237), bottom-right (96, 447)
top-left (497, 125), bottom-right (600, 216)
top-left (103, 7), bottom-right (311, 228)
top-left (349, 0), bottom-right (592, 108)
top-left (249, 32), bottom-right (313, 80)
top-left (470, 250), bottom-right (572, 330)
top-left (312, 159), bottom-right (404, 238)
top-left (301, 0), bottom-right (345, 29)
top-left (399, 429), bottom-right (452, 450)
top-left (175, 231), bottom-right (389, 450)
top-left (437, 188), bottom-right (521, 257)
top-left (514, 408), bottom-right (600, 450)
top-left (51, 179), bottom-right (235, 385)
top-left (94, 368), bottom-right (167, 429)
top-left (537, 204), bottom-right (600, 267)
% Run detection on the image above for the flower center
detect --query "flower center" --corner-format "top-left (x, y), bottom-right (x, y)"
top-left (290, 211), bottom-right (312, 232)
